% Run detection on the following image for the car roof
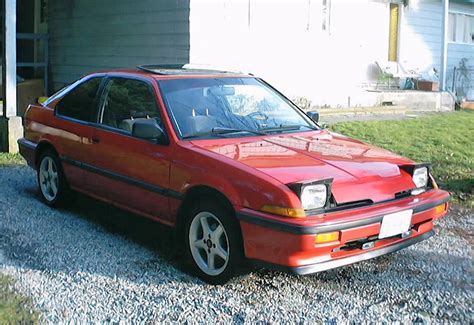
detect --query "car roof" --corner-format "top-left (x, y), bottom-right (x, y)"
top-left (92, 64), bottom-right (253, 80)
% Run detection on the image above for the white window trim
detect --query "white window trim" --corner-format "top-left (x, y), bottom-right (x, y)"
top-left (448, 10), bottom-right (474, 46)
top-left (448, 41), bottom-right (474, 46)
top-left (449, 10), bottom-right (474, 17)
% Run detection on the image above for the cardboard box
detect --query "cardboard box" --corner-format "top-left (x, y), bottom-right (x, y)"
top-left (417, 80), bottom-right (439, 92)
top-left (0, 79), bottom-right (45, 117)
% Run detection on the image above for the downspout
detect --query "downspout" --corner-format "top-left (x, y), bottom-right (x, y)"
top-left (440, 0), bottom-right (449, 91)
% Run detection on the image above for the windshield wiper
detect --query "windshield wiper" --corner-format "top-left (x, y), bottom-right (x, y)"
top-left (182, 127), bottom-right (267, 139)
top-left (260, 124), bottom-right (318, 133)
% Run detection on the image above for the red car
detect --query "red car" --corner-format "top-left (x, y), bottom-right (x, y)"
top-left (18, 65), bottom-right (450, 284)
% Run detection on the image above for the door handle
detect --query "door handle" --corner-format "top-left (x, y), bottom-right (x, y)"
top-left (91, 137), bottom-right (100, 144)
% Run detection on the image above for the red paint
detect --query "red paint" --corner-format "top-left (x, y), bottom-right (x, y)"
top-left (20, 70), bottom-right (450, 271)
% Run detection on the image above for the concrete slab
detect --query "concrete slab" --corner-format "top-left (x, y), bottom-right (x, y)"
top-left (372, 90), bottom-right (455, 111)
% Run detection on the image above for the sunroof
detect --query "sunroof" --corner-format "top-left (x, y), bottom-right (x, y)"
top-left (137, 64), bottom-right (235, 75)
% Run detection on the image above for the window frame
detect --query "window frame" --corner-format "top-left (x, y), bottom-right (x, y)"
top-left (95, 75), bottom-right (170, 143)
top-left (448, 11), bottom-right (474, 46)
top-left (54, 75), bottom-right (106, 125)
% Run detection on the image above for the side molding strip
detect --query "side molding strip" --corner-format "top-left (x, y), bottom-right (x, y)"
top-left (61, 156), bottom-right (183, 200)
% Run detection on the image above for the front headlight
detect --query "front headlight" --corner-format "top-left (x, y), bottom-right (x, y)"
top-left (300, 184), bottom-right (328, 210)
top-left (412, 167), bottom-right (428, 188)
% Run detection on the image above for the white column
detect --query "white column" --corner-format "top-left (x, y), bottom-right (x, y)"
top-left (2, 0), bottom-right (17, 117)
top-left (440, 0), bottom-right (449, 91)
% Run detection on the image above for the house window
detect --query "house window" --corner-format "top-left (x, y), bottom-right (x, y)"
top-left (448, 12), bottom-right (474, 44)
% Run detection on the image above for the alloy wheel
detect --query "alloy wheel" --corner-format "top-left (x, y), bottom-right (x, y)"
top-left (188, 211), bottom-right (230, 276)
top-left (39, 156), bottom-right (59, 202)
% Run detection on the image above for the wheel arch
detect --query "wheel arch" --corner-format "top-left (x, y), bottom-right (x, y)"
top-left (35, 140), bottom-right (59, 167)
top-left (175, 185), bottom-right (242, 245)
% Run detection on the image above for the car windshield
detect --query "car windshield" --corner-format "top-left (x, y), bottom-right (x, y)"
top-left (158, 77), bottom-right (318, 139)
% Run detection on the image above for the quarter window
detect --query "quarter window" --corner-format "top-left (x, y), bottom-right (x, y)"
top-left (56, 78), bottom-right (102, 122)
top-left (100, 78), bottom-right (162, 133)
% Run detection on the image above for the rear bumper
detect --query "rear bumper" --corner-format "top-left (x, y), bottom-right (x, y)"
top-left (17, 138), bottom-right (37, 168)
top-left (238, 189), bottom-right (450, 273)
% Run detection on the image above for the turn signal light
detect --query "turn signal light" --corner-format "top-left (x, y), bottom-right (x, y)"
top-left (435, 203), bottom-right (447, 214)
top-left (315, 231), bottom-right (340, 244)
top-left (261, 205), bottom-right (306, 218)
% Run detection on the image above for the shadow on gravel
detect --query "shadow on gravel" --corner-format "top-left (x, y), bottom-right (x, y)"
top-left (22, 183), bottom-right (182, 264)
top-left (0, 166), bottom-right (201, 284)
top-left (67, 192), bottom-right (187, 266)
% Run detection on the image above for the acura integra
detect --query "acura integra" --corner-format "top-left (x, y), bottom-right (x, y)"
top-left (18, 65), bottom-right (450, 284)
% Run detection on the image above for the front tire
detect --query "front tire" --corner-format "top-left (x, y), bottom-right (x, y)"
top-left (37, 150), bottom-right (69, 207)
top-left (185, 200), bottom-right (243, 284)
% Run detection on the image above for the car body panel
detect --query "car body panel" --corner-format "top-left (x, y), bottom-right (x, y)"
top-left (190, 130), bottom-right (416, 204)
top-left (18, 69), bottom-right (450, 276)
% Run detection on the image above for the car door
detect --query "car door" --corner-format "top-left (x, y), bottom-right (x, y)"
top-left (83, 76), bottom-right (173, 223)
top-left (53, 76), bottom-right (104, 190)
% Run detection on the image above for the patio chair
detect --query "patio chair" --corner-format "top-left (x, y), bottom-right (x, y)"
top-left (375, 61), bottom-right (421, 90)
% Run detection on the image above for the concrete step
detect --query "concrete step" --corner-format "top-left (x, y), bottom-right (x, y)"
top-left (316, 105), bottom-right (407, 116)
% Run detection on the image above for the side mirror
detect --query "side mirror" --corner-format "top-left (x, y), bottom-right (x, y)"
top-left (132, 119), bottom-right (169, 145)
top-left (307, 111), bottom-right (319, 123)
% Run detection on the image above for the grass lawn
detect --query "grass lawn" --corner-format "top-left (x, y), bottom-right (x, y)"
top-left (0, 274), bottom-right (38, 324)
top-left (330, 110), bottom-right (474, 207)
top-left (0, 153), bottom-right (24, 167)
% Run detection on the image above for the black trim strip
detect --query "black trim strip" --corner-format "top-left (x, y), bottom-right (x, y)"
top-left (237, 196), bottom-right (450, 235)
top-left (61, 156), bottom-right (183, 200)
top-left (305, 187), bottom-right (434, 216)
top-left (251, 230), bottom-right (435, 275)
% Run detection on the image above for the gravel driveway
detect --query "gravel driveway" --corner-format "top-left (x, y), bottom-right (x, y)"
top-left (1, 166), bottom-right (472, 323)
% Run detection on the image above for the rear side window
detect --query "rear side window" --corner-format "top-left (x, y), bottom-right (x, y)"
top-left (56, 78), bottom-right (102, 122)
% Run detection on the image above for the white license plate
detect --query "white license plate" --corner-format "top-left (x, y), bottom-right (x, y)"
top-left (379, 209), bottom-right (413, 239)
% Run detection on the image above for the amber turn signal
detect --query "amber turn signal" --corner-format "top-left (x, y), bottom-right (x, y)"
top-left (261, 205), bottom-right (306, 218)
top-left (435, 203), bottom-right (447, 214)
top-left (315, 231), bottom-right (340, 244)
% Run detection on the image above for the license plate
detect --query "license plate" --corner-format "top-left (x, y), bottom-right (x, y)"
top-left (379, 209), bottom-right (413, 239)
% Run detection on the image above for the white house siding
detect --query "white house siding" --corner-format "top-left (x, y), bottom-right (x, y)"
top-left (189, 0), bottom-right (390, 107)
top-left (446, 2), bottom-right (474, 98)
top-left (48, 0), bottom-right (190, 91)
top-left (398, 0), bottom-right (443, 74)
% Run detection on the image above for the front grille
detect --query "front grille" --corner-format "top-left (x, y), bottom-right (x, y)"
top-left (333, 228), bottom-right (415, 253)
top-left (394, 189), bottom-right (412, 199)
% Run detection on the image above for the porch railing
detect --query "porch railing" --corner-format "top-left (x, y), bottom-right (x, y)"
top-left (450, 66), bottom-right (474, 101)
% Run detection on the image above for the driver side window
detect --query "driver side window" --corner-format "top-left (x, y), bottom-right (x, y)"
top-left (100, 78), bottom-right (162, 133)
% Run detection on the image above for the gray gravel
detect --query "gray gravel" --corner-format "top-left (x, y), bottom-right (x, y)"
top-left (1, 165), bottom-right (472, 323)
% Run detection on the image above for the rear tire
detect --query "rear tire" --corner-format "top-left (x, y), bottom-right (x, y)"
top-left (184, 199), bottom-right (243, 284)
top-left (37, 150), bottom-right (69, 207)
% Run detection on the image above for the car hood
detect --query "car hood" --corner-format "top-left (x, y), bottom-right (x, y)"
top-left (191, 130), bottom-right (416, 203)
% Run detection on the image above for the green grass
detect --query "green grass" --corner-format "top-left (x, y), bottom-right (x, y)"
top-left (330, 111), bottom-right (474, 207)
top-left (0, 153), bottom-right (25, 166)
top-left (0, 274), bottom-right (39, 324)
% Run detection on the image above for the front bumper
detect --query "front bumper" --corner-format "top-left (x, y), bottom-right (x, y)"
top-left (292, 230), bottom-right (434, 275)
top-left (238, 189), bottom-right (450, 274)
